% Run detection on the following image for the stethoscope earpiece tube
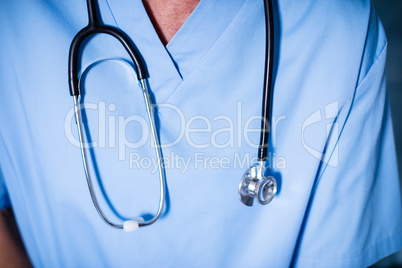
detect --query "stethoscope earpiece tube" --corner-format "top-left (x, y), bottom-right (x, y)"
top-left (68, 0), bottom-right (148, 96)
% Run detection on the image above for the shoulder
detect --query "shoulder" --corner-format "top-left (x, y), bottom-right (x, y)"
top-left (275, 0), bottom-right (386, 103)
top-left (281, 0), bottom-right (385, 78)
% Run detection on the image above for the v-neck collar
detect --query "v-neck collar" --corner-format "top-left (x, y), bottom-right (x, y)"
top-left (165, 0), bottom-right (247, 79)
top-left (104, 0), bottom-right (246, 102)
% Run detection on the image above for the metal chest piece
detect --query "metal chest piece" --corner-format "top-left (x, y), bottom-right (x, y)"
top-left (239, 161), bottom-right (277, 206)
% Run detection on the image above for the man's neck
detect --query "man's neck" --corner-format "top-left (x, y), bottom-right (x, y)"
top-left (142, 0), bottom-right (200, 46)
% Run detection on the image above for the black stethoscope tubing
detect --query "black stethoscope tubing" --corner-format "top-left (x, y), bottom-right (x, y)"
top-left (68, 0), bottom-right (148, 97)
top-left (259, 0), bottom-right (274, 162)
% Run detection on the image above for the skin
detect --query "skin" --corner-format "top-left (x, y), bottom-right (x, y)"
top-left (0, 208), bottom-right (31, 267)
top-left (0, 0), bottom-right (199, 265)
top-left (142, 0), bottom-right (200, 45)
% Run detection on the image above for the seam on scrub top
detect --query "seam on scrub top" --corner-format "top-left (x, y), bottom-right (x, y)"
top-left (303, 7), bottom-right (388, 183)
top-left (313, 113), bottom-right (341, 178)
top-left (297, 229), bottom-right (402, 262)
top-left (292, 40), bottom-right (390, 265)
top-left (355, 41), bottom-right (387, 89)
top-left (163, 0), bottom-right (249, 103)
top-left (314, 41), bottom-right (388, 202)
top-left (104, 0), bottom-right (119, 28)
top-left (322, 40), bottom-right (388, 177)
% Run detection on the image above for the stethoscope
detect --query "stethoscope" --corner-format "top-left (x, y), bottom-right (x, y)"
top-left (68, 0), bottom-right (276, 232)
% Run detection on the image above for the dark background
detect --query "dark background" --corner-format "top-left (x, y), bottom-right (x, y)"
top-left (372, 0), bottom-right (402, 266)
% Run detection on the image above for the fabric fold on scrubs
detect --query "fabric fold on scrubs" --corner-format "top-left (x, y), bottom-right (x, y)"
top-left (293, 44), bottom-right (402, 267)
top-left (0, 167), bottom-right (11, 210)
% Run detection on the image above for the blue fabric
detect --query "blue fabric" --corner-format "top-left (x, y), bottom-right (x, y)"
top-left (0, 167), bottom-right (10, 210)
top-left (0, 0), bottom-right (401, 267)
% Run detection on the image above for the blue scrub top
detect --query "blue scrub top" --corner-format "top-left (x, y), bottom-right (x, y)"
top-left (0, 0), bottom-right (401, 267)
